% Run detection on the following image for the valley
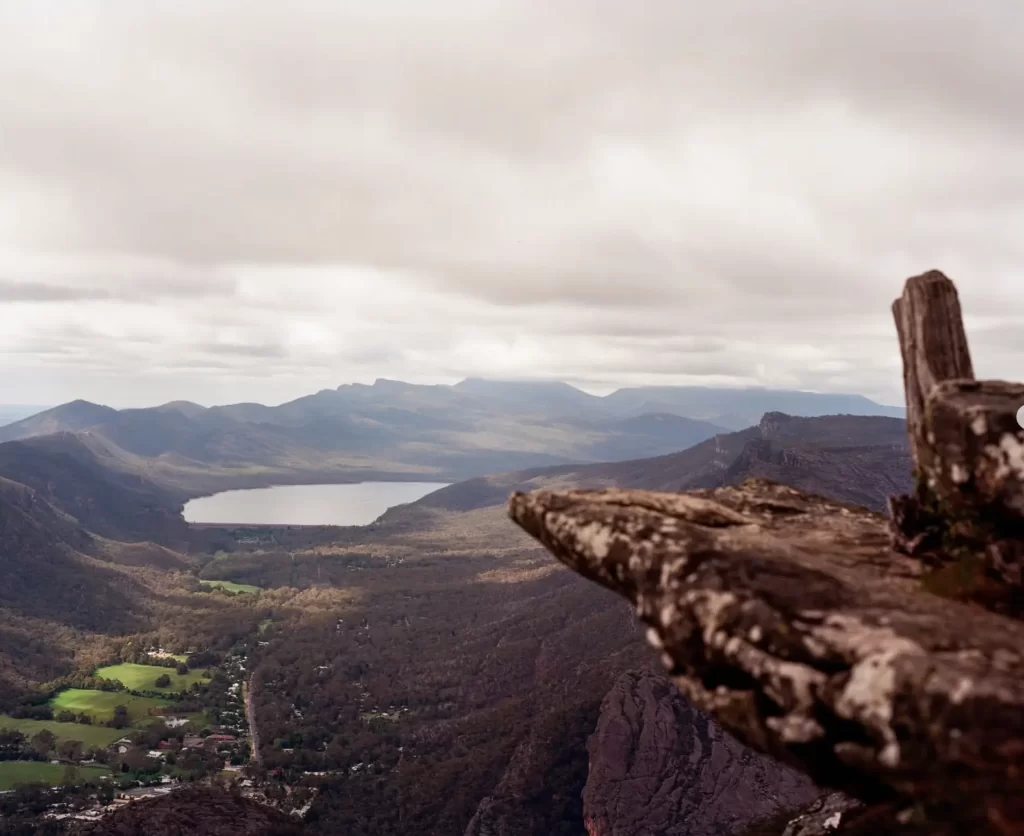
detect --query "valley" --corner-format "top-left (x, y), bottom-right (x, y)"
top-left (7, 0), bottom-right (1019, 828)
top-left (0, 393), bottom-right (913, 834)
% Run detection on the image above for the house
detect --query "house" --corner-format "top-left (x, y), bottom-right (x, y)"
top-left (162, 716), bottom-right (189, 729)
top-left (157, 741), bottom-right (173, 751)
top-left (206, 734), bottom-right (236, 743)
top-left (183, 734), bottom-right (205, 749)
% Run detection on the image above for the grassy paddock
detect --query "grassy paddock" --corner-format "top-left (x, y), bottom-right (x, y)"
top-left (200, 579), bottom-right (261, 595)
top-left (0, 761), bottom-right (111, 790)
top-left (0, 716), bottom-right (128, 748)
top-left (48, 690), bottom-right (169, 724)
top-left (94, 663), bottom-right (210, 693)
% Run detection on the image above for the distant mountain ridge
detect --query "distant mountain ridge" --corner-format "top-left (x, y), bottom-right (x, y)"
top-left (0, 404), bottom-right (53, 428)
top-left (409, 411), bottom-right (912, 516)
top-left (0, 380), bottom-right (903, 495)
top-left (0, 433), bottom-right (191, 545)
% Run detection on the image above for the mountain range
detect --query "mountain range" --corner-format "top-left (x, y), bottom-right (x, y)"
top-left (0, 379), bottom-right (904, 496)
top-left (405, 411), bottom-right (912, 517)
top-left (0, 399), bottom-right (916, 834)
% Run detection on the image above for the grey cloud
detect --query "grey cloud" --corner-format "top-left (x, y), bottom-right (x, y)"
top-left (0, 282), bottom-right (113, 302)
top-left (0, 1), bottom-right (1022, 405)
top-left (340, 344), bottom-right (407, 367)
top-left (190, 342), bottom-right (288, 359)
top-left (0, 257), bottom-right (238, 301)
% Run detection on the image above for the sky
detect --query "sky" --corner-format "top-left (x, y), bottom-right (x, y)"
top-left (1, 1), bottom-right (1023, 408)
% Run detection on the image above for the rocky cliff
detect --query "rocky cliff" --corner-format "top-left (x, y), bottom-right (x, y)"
top-left (508, 273), bottom-right (1024, 833)
top-left (582, 670), bottom-right (819, 836)
top-left (72, 788), bottom-right (302, 835)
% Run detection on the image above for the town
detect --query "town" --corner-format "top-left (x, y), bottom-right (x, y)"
top-left (0, 639), bottom-right (313, 825)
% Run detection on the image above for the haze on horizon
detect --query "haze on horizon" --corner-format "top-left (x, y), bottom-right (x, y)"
top-left (1, 1), bottom-right (1023, 409)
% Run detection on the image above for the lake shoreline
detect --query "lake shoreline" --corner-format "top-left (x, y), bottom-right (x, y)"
top-left (182, 480), bottom-right (450, 527)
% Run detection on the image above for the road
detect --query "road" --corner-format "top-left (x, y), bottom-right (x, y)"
top-left (243, 676), bottom-right (263, 767)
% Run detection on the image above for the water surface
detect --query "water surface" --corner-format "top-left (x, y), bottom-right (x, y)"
top-left (183, 481), bottom-right (449, 526)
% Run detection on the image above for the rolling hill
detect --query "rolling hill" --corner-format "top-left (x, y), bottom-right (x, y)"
top-left (405, 412), bottom-right (912, 516)
top-left (597, 386), bottom-right (906, 429)
top-left (0, 434), bottom-right (190, 545)
top-left (0, 399), bottom-right (913, 834)
top-left (0, 404), bottom-right (53, 428)
top-left (0, 380), bottom-right (903, 496)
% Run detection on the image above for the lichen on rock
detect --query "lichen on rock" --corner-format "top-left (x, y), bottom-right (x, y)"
top-left (508, 480), bottom-right (1024, 831)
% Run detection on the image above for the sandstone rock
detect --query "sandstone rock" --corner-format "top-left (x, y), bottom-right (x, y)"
top-left (888, 270), bottom-right (1024, 593)
top-left (780, 793), bottom-right (864, 836)
top-left (72, 788), bottom-right (302, 836)
top-left (582, 669), bottom-right (819, 836)
top-left (507, 481), bottom-right (1024, 831)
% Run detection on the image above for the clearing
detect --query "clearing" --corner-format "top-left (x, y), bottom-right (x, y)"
top-left (49, 690), bottom-right (169, 724)
top-left (0, 761), bottom-right (110, 790)
top-left (95, 663), bottom-right (210, 693)
top-left (0, 716), bottom-right (128, 748)
top-left (201, 580), bottom-right (261, 595)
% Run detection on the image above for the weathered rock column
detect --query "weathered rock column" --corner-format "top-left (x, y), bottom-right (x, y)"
top-left (888, 271), bottom-right (1024, 593)
top-left (892, 269), bottom-right (975, 470)
top-left (508, 271), bottom-right (1024, 833)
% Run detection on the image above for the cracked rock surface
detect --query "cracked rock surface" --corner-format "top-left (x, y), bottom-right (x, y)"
top-left (582, 669), bottom-right (819, 836)
top-left (779, 793), bottom-right (864, 836)
top-left (508, 480), bottom-right (1024, 831)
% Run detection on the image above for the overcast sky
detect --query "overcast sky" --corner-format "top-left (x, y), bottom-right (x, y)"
top-left (1, 1), bottom-right (1022, 408)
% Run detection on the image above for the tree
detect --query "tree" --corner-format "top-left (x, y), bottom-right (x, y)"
top-left (112, 705), bottom-right (130, 729)
top-left (176, 662), bottom-right (189, 675)
top-left (57, 710), bottom-right (76, 723)
top-left (122, 747), bottom-right (160, 775)
top-left (30, 729), bottom-right (56, 757)
top-left (57, 739), bottom-right (83, 762)
top-left (0, 728), bottom-right (25, 756)
top-left (154, 673), bottom-right (172, 688)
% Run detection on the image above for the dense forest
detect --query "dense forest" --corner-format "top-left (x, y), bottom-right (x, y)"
top-left (250, 552), bottom-right (640, 834)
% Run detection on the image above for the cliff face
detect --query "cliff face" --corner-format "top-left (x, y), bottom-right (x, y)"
top-left (583, 670), bottom-right (819, 836)
top-left (72, 788), bottom-right (302, 835)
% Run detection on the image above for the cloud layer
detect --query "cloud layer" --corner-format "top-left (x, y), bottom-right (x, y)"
top-left (1, 1), bottom-right (1022, 407)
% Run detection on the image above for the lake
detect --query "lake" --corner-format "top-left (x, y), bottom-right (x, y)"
top-left (183, 481), bottom-right (450, 526)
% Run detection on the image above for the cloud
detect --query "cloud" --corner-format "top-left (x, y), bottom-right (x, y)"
top-left (0, 1), bottom-right (1022, 407)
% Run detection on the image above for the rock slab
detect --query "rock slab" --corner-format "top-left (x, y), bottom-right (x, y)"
top-left (583, 670), bottom-right (819, 836)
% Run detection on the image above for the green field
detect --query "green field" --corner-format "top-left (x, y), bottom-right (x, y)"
top-left (0, 762), bottom-right (111, 790)
top-left (49, 690), bottom-right (169, 724)
top-left (95, 663), bottom-right (210, 693)
top-left (0, 716), bottom-right (128, 748)
top-left (201, 580), bottom-right (261, 595)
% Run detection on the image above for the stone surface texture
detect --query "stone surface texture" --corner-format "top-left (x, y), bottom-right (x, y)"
top-left (581, 669), bottom-right (818, 836)
top-left (508, 481), bottom-right (1024, 832)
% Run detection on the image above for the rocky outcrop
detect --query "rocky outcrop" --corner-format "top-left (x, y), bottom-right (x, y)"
top-left (508, 273), bottom-right (1024, 833)
top-left (582, 670), bottom-right (819, 836)
top-left (778, 794), bottom-right (864, 836)
top-left (72, 788), bottom-right (302, 835)
top-left (509, 481), bottom-right (1024, 830)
